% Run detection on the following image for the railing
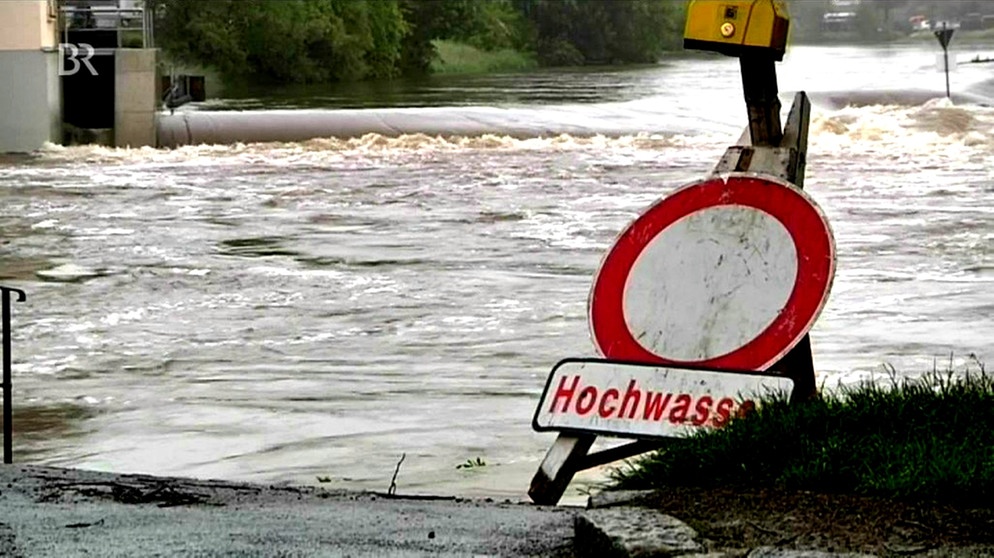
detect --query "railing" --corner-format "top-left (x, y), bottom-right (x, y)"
top-left (1, 286), bottom-right (26, 465)
top-left (60, 1), bottom-right (154, 51)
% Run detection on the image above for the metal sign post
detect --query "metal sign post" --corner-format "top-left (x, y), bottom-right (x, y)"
top-left (528, 1), bottom-right (833, 505)
top-left (935, 24), bottom-right (955, 99)
top-left (2, 286), bottom-right (27, 465)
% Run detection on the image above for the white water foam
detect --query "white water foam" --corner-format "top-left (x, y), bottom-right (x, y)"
top-left (30, 99), bottom-right (994, 170)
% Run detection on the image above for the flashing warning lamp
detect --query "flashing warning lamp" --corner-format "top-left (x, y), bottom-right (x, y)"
top-left (684, 0), bottom-right (790, 61)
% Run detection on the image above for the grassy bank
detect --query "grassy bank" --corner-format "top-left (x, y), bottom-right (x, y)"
top-left (612, 366), bottom-right (994, 506)
top-left (430, 40), bottom-right (538, 75)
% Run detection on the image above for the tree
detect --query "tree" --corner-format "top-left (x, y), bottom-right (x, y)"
top-left (526, 0), bottom-right (686, 66)
top-left (152, 0), bottom-right (408, 83)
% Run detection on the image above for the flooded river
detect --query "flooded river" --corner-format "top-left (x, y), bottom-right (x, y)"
top-left (0, 45), bottom-right (992, 499)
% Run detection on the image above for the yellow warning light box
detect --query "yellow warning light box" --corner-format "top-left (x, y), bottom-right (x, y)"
top-left (684, 0), bottom-right (790, 61)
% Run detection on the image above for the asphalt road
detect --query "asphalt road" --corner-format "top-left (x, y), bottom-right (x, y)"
top-left (0, 465), bottom-right (577, 557)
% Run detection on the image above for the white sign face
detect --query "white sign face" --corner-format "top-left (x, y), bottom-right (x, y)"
top-left (533, 359), bottom-right (794, 439)
top-left (589, 174), bottom-right (835, 372)
top-left (623, 205), bottom-right (797, 361)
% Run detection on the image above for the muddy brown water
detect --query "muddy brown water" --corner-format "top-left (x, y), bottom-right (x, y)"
top-left (0, 45), bottom-right (992, 500)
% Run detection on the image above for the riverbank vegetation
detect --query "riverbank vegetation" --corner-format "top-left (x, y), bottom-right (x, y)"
top-left (150, 0), bottom-right (687, 85)
top-left (612, 364), bottom-right (994, 506)
top-left (430, 41), bottom-right (537, 74)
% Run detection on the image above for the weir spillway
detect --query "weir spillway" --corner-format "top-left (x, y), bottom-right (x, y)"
top-left (155, 105), bottom-right (704, 147)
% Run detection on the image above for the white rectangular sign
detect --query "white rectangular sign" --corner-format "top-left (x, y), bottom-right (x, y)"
top-left (533, 359), bottom-right (794, 439)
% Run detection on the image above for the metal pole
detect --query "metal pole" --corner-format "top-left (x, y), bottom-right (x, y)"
top-left (739, 56), bottom-right (783, 147)
top-left (945, 48), bottom-right (951, 99)
top-left (1, 286), bottom-right (26, 465)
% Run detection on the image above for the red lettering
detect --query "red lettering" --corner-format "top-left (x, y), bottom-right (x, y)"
top-left (668, 394), bottom-right (693, 424)
top-left (619, 379), bottom-right (641, 419)
top-left (692, 395), bottom-right (713, 426)
top-left (642, 392), bottom-right (673, 421)
top-left (713, 397), bottom-right (735, 427)
top-left (576, 386), bottom-right (598, 416)
top-left (598, 388), bottom-right (620, 418)
top-left (549, 375), bottom-right (580, 413)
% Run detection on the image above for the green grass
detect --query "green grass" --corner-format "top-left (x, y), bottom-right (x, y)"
top-left (612, 363), bottom-right (994, 505)
top-left (431, 40), bottom-right (537, 74)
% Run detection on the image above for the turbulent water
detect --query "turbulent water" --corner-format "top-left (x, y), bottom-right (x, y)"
top-left (0, 45), bottom-right (992, 500)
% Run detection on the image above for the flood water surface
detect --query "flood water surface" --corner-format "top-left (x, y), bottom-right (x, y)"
top-left (0, 45), bottom-right (992, 499)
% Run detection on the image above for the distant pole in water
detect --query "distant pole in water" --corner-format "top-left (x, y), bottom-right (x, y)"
top-left (935, 23), bottom-right (956, 99)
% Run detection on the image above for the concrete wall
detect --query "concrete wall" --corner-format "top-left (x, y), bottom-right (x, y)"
top-left (0, 1), bottom-right (59, 51)
top-left (0, 50), bottom-right (61, 153)
top-left (114, 49), bottom-right (158, 148)
top-left (0, 1), bottom-right (60, 152)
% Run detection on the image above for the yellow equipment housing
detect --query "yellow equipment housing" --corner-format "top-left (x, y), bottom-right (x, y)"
top-left (684, 0), bottom-right (790, 61)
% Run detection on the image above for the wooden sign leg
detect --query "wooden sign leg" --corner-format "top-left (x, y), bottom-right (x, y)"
top-left (528, 433), bottom-right (595, 505)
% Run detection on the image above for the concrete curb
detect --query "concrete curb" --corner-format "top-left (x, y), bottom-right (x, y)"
top-left (574, 507), bottom-right (705, 557)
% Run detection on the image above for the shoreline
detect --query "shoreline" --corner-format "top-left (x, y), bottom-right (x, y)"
top-left (0, 463), bottom-right (577, 557)
top-left (4, 464), bottom-right (993, 557)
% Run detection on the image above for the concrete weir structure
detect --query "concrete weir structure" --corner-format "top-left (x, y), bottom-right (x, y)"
top-left (114, 48), bottom-right (157, 147)
top-left (0, 0), bottom-right (158, 153)
top-left (0, 1), bottom-right (62, 153)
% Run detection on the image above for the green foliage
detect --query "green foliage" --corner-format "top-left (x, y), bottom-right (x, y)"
top-left (527, 0), bottom-right (687, 66)
top-left (432, 40), bottom-right (537, 74)
top-left (398, 0), bottom-right (533, 74)
top-left (612, 366), bottom-right (994, 506)
top-left (152, 0), bottom-right (407, 83)
top-left (152, 0), bottom-right (689, 84)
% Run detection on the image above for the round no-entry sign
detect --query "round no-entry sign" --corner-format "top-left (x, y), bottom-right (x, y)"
top-left (589, 173), bottom-right (835, 372)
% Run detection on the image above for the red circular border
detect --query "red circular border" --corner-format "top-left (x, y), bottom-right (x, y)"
top-left (589, 174), bottom-right (835, 372)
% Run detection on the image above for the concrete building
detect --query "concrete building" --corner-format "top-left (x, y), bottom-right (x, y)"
top-left (0, 0), bottom-right (159, 153)
top-left (0, 1), bottom-right (62, 153)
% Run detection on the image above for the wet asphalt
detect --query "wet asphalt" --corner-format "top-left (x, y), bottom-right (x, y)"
top-left (0, 465), bottom-right (577, 557)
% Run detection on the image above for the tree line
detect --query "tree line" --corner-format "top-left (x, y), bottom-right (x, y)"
top-left (150, 0), bottom-right (688, 84)
top-left (788, 0), bottom-right (994, 42)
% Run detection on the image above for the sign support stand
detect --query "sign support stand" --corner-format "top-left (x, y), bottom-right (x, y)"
top-left (529, 67), bottom-right (815, 508)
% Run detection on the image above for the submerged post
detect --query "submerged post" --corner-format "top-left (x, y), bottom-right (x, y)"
top-left (1, 286), bottom-right (26, 464)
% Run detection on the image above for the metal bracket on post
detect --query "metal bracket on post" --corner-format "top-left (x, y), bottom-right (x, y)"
top-left (2, 286), bottom-right (27, 465)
